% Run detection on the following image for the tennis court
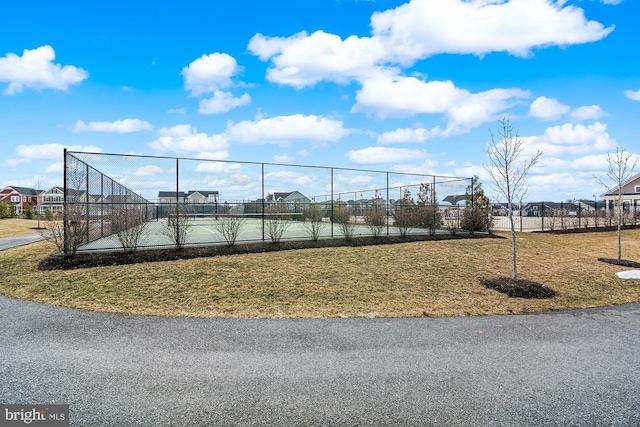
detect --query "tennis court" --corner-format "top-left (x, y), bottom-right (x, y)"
top-left (77, 215), bottom-right (442, 252)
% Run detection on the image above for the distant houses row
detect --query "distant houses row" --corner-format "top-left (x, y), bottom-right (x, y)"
top-left (3, 172), bottom-right (640, 217)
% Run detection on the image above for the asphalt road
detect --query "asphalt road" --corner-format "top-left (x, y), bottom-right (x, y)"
top-left (0, 233), bottom-right (44, 251)
top-left (1, 296), bottom-right (639, 426)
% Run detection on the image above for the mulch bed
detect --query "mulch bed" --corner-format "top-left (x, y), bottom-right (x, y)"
top-left (537, 224), bottom-right (640, 234)
top-left (39, 232), bottom-right (502, 271)
top-left (480, 277), bottom-right (557, 299)
top-left (598, 258), bottom-right (640, 268)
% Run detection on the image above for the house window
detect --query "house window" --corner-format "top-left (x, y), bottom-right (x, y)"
top-left (635, 185), bottom-right (640, 193)
top-left (11, 196), bottom-right (19, 203)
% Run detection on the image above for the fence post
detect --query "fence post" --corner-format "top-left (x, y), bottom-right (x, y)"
top-left (100, 174), bottom-right (104, 237)
top-left (386, 172), bottom-right (390, 236)
top-left (330, 168), bottom-right (334, 238)
top-left (175, 157), bottom-right (179, 249)
top-left (63, 149), bottom-right (68, 256)
top-left (262, 163), bottom-right (265, 242)
top-left (541, 201), bottom-right (544, 231)
top-left (85, 162), bottom-right (90, 243)
top-left (578, 201), bottom-right (581, 229)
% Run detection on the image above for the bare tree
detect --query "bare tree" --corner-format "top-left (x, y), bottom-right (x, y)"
top-left (213, 205), bottom-right (246, 246)
top-left (333, 203), bottom-right (356, 241)
top-left (302, 202), bottom-right (326, 241)
top-left (484, 116), bottom-right (541, 281)
top-left (393, 189), bottom-right (416, 237)
top-left (41, 207), bottom-right (90, 258)
top-left (161, 205), bottom-right (193, 250)
top-left (40, 213), bottom-right (65, 254)
top-left (110, 205), bottom-right (149, 252)
top-left (364, 191), bottom-right (386, 237)
top-left (263, 203), bottom-right (290, 243)
top-left (594, 146), bottom-right (638, 261)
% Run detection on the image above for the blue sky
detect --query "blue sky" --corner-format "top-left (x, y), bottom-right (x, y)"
top-left (1, 0), bottom-right (638, 202)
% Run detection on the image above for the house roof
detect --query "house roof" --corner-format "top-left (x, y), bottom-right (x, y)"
top-left (601, 172), bottom-right (640, 197)
top-left (187, 190), bottom-right (219, 197)
top-left (158, 191), bottom-right (186, 198)
top-left (3, 186), bottom-right (42, 196)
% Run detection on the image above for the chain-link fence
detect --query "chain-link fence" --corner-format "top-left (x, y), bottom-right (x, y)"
top-left (63, 150), bottom-right (474, 254)
top-left (492, 200), bottom-right (640, 232)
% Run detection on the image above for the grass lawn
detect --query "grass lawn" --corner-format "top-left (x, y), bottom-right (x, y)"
top-left (0, 218), bottom-right (44, 238)
top-left (1, 229), bottom-right (639, 318)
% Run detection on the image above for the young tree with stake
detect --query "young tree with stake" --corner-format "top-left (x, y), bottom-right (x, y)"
top-left (594, 146), bottom-right (637, 262)
top-left (484, 117), bottom-right (541, 281)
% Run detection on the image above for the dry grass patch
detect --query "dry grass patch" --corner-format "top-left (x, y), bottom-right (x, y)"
top-left (0, 218), bottom-right (43, 238)
top-left (1, 230), bottom-right (640, 318)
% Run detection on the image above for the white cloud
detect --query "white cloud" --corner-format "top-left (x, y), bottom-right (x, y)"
top-left (336, 175), bottom-right (374, 186)
top-left (203, 174), bottom-right (258, 194)
top-left (134, 165), bottom-right (164, 176)
top-left (274, 154), bottom-right (294, 163)
top-left (225, 114), bottom-right (349, 145)
top-left (346, 147), bottom-right (426, 164)
top-left (15, 143), bottom-right (102, 160)
top-left (265, 170), bottom-right (313, 186)
top-left (353, 76), bottom-right (466, 117)
top-left (249, 0), bottom-right (613, 88)
top-left (198, 91), bottom-right (251, 114)
top-left (378, 127), bottom-right (435, 144)
top-left (0, 45), bottom-right (88, 94)
top-left (624, 89), bottom-right (640, 101)
top-left (528, 96), bottom-right (571, 120)
top-left (354, 74), bottom-right (528, 134)
top-left (601, 0), bottom-right (622, 4)
top-left (7, 158), bottom-right (32, 168)
top-left (248, 31), bottom-right (385, 88)
top-left (194, 161), bottom-right (242, 173)
top-left (148, 124), bottom-right (229, 157)
top-left (182, 52), bottom-right (241, 96)
top-left (390, 158), bottom-right (440, 175)
top-left (45, 162), bottom-right (64, 173)
top-left (570, 105), bottom-right (606, 121)
top-left (73, 118), bottom-right (153, 133)
top-left (167, 108), bottom-right (186, 115)
top-left (371, 0), bottom-right (613, 62)
top-left (570, 154), bottom-right (610, 170)
top-left (520, 122), bottom-right (616, 157)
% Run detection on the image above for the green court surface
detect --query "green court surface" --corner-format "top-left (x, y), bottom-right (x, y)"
top-left (77, 217), bottom-right (439, 252)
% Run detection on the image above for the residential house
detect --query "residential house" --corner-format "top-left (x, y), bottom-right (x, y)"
top-left (40, 186), bottom-right (65, 215)
top-left (157, 190), bottom-right (219, 216)
top-left (0, 186), bottom-right (44, 215)
top-left (601, 172), bottom-right (640, 211)
top-left (265, 191), bottom-right (311, 211)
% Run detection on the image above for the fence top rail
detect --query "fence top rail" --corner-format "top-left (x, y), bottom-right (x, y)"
top-left (66, 150), bottom-right (471, 182)
top-left (66, 152), bottom-right (153, 204)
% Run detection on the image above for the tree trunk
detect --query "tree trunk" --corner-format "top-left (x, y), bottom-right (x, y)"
top-left (508, 203), bottom-right (518, 281)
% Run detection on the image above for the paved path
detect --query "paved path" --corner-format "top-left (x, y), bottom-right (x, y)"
top-left (1, 297), bottom-right (639, 426)
top-left (0, 233), bottom-right (44, 251)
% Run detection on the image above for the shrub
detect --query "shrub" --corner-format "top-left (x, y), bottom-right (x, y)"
top-left (364, 205), bottom-right (386, 237)
top-left (24, 206), bottom-right (34, 219)
top-left (0, 201), bottom-right (10, 219)
top-left (302, 203), bottom-right (326, 241)
top-left (263, 204), bottom-right (290, 243)
top-left (332, 203), bottom-right (356, 241)
top-left (213, 205), bottom-right (246, 246)
top-left (110, 205), bottom-right (149, 252)
top-left (161, 205), bottom-right (193, 250)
